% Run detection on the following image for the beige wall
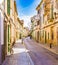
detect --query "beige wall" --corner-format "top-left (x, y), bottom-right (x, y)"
top-left (0, 2), bottom-right (4, 64)
top-left (32, 0), bottom-right (58, 46)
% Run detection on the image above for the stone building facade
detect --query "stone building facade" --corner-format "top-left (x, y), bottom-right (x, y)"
top-left (31, 0), bottom-right (58, 46)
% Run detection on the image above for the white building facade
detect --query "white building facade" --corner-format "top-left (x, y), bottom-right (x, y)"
top-left (0, 0), bottom-right (4, 64)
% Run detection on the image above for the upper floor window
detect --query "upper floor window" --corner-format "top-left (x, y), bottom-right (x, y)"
top-left (38, 10), bottom-right (40, 14)
top-left (47, 14), bottom-right (50, 20)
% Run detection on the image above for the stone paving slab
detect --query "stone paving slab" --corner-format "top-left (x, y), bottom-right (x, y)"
top-left (2, 41), bottom-right (34, 65)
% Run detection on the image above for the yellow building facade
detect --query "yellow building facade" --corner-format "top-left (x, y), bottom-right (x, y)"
top-left (1, 0), bottom-right (23, 64)
top-left (34, 0), bottom-right (58, 46)
top-left (4, 0), bottom-right (19, 55)
top-left (31, 15), bottom-right (40, 41)
top-left (16, 18), bottom-right (24, 40)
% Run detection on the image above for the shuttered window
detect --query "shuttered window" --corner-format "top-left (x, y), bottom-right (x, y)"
top-left (7, 0), bottom-right (10, 15)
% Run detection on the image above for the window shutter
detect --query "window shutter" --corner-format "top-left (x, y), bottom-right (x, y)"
top-left (7, 0), bottom-right (10, 16)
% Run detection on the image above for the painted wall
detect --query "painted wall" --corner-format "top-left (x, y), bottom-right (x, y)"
top-left (0, 9), bottom-right (4, 65)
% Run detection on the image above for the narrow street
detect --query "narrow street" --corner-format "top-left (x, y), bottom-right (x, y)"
top-left (0, 0), bottom-right (58, 65)
top-left (24, 37), bottom-right (58, 65)
top-left (2, 38), bottom-right (58, 65)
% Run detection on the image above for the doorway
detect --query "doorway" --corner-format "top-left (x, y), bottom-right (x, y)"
top-left (37, 31), bottom-right (39, 42)
top-left (7, 24), bottom-right (11, 54)
top-left (45, 31), bottom-right (47, 43)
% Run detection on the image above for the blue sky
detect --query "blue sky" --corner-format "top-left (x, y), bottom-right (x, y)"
top-left (16, 0), bottom-right (41, 27)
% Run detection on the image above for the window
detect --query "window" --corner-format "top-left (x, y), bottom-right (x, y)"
top-left (43, 15), bottom-right (44, 24)
top-left (40, 31), bottom-right (41, 41)
top-left (51, 4), bottom-right (53, 19)
top-left (45, 31), bottom-right (47, 43)
top-left (37, 31), bottom-right (39, 40)
top-left (51, 28), bottom-right (54, 40)
top-left (54, 12), bottom-right (57, 19)
top-left (51, 32), bottom-right (54, 40)
top-left (42, 30), bottom-right (44, 38)
top-left (48, 33), bottom-right (49, 40)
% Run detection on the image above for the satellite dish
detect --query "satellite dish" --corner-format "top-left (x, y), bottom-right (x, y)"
top-left (0, 0), bottom-right (3, 4)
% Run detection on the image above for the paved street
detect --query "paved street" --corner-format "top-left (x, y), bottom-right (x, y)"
top-left (2, 40), bottom-right (34, 65)
top-left (2, 38), bottom-right (58, 65)
top-left (24, 37), bottom-right (58, 65)
top-left (0, 0), bottom-right (58, 65)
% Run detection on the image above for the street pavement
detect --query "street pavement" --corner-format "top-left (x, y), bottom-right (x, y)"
top-left (24, 37), bottom-right (58, 65)
top-left (2, 40), bottom-right (34, 65)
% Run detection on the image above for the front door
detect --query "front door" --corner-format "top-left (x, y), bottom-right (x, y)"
top-left (45, 31), bottom-right (47, 43)
top-left (7, 24), bottom-right (11, 55)
top-left (51, 27), bottom-right (54, 44)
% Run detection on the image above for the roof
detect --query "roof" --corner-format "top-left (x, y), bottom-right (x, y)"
top-left (36, 0), bottom-right (43, 10)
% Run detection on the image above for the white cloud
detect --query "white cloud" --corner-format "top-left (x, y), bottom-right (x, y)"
top-left (19, 15), bottom-right (32, 29)
top-left (17, 0), bottom-right (41, 29)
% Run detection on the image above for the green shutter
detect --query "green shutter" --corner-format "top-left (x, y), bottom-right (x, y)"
top-left (51, 4), bottom-right (53, 19)
top-left (7, 0), bottom-right (10, 15)
top-left (8, 25), bottom-right (10, 43)
top-left (8, 25), bottom-right (10, 52)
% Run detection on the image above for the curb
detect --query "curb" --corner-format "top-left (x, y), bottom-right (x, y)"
top-left (38, 43), bottom-right (58, 55)
top-left (31, 39), bottom-right (58, 55)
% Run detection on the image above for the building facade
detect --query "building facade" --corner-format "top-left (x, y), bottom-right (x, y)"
top-left (31, 0), bottom-right (58, 46)
top-left (0, 0), bottom-right (21, 64)
top-left (0, 1), bottom-right (4, 64)
top-left (4, 0), bottom-right (15, 55)
top-left (31, 15), bottom-right (40, 41)
top-left (16, 18), bottom-right (24, 40)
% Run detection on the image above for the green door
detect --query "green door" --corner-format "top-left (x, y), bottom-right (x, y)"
top-left (45, 31), bottom-right (47, 43)
top-left (8, 25), bottom-right (11, 53)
